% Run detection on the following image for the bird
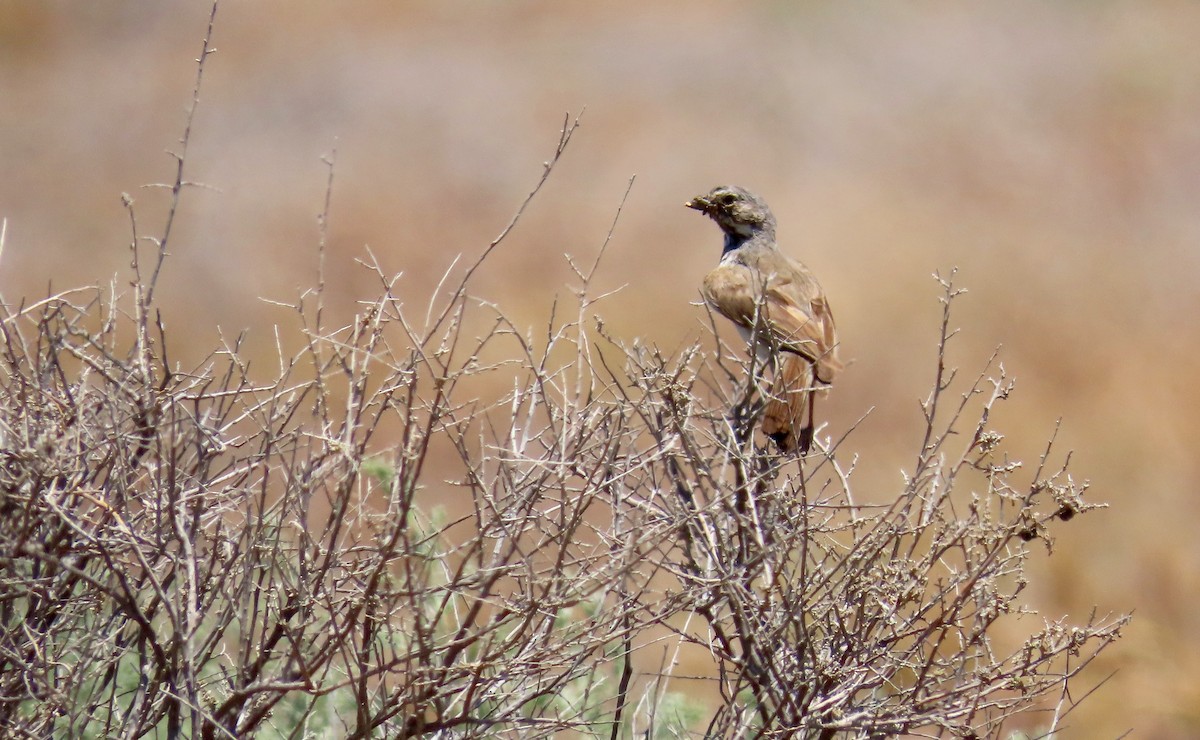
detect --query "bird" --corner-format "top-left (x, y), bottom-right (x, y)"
top-left (686, 185), bottom-right (841, 454)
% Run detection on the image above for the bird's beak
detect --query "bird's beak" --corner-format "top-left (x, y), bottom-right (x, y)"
top-left (685, 196), bottom-right (712, 212)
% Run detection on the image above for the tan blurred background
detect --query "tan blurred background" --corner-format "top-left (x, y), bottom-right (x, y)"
top-left (3, 1), bottom-right (1198, 735)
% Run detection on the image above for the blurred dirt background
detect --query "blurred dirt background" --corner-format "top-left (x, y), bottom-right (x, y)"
top-left (3, 1), bottom-right (1198, 736)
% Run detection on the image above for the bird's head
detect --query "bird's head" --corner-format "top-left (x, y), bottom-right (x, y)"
top-left (685, 185), bottom-right (776, 239)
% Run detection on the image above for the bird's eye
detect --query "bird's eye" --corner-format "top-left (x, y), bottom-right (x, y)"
top-left (718, 193), bottom-right (738, 206)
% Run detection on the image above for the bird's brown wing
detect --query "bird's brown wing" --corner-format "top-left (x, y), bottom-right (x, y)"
top-left (801, 291), bottom-right (842, 384)
top-left (703, 262), bottom-right (841, 383)
top-left (701, 262), bottom-right (762, 333)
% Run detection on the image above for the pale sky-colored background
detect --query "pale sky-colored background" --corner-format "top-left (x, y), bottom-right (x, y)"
top-left (3, 2), bottom-right (1199, 735)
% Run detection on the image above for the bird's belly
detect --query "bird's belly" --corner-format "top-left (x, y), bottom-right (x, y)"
top-left (734, 324), bottom-right (774, 363)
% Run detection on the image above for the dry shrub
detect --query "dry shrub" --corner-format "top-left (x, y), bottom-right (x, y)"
top-left (0, 5), bottom-right (1125, 737)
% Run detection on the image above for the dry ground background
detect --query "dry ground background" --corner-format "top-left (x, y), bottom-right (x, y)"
top-left (2, 2), bottom-right (1198, 736)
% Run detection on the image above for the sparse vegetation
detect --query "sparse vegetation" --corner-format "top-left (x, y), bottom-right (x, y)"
top-left (0, 4), bottom-right (1126, 737)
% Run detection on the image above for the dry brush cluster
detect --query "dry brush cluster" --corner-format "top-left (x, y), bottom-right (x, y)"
top-left (0, 7), bottom-right (1126, 738)
top-left (0, 205), bottom-right (1128, 738)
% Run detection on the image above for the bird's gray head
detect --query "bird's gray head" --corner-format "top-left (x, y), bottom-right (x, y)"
top-left (685, 185), bottom-right (777, 242)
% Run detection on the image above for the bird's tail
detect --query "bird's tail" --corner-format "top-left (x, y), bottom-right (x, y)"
top-left (762, 354), bottom-right (816, 454)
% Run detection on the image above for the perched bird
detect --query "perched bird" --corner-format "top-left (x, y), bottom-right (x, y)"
top-left (686, 185), bottom-right (841, 453)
